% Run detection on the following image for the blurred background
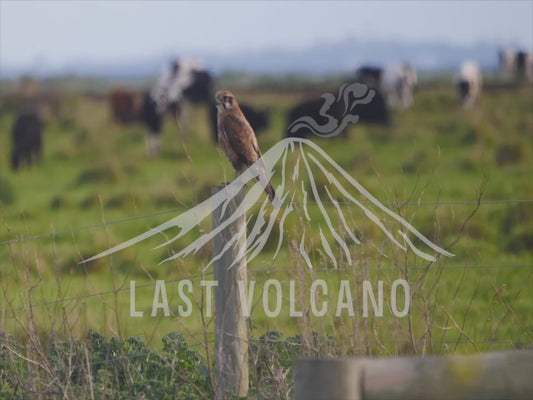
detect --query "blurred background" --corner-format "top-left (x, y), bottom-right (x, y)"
top-left (0, 1), bottom-right (532, 397)
top-left (1, 1), bottom-right (532, 78)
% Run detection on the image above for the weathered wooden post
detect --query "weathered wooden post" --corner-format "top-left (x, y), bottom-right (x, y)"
top-left (295, 349), bottom-right (533, 400)
top-left (295, 359), bottom-right (363, 400)
top-left (362, 349), bottom-right (533, 400)
top-left (212, 185), bottom-right (249, 399)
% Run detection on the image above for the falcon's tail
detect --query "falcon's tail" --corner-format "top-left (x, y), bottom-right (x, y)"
top-left (265, 182), bottom-right (276, 203)
top-left (248, 158), bottom-right (279, 206)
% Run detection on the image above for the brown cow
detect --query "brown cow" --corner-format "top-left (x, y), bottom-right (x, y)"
top-left (109, 89), bottom-right (142, 124)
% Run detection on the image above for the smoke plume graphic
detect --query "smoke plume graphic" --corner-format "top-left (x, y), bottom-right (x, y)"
top-left (288, 82), bottom-right (375, 138)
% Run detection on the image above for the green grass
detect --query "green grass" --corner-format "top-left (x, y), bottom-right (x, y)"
top-left (1, 81), bottom-right (532, 360)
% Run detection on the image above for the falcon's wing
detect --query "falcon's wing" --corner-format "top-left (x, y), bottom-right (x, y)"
top-left (221, 112), bottom-right (261, 166)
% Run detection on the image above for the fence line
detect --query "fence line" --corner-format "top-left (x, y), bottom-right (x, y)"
top-left (251, 264), bottom-right (533, 274)
top-left (2, 271), bottom-right (213, 317)
top-left (1, 198), bottom-right (531, 246)
top-left (0, 206), bottom-right (190, 246)
top-left (2, 189), bottom-right (531, 386)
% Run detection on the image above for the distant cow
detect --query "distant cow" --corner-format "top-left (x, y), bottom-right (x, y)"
top-left (356, 66), bottom-right (383, 89)
top-left (456, 61), bottom-right (483, 109)
top-left (357, 91), bottom-right (390, 124)
top-left (11, 110), bottom-right (43, 170)
top-left (109, 89), bottom-right (142, 124)
top-left (286, 89), bottom-right (389, 138)
top-left (354, 66), bottom-right (391, 123)
top-left (208, 101), bottom-right (271, 142)
top-left (499, 48), bottom-right (533, 83)
top-left (357, 63), bottom-right (417, 109)
top-left (142, 59), bottom-right (217, 153)
top-left (241, 103), bottom-right (270, 133)
top-left (151, 59), bottom-right (215, 126)
top-left (140, 92), bottom-right (165, 156)
top-left (113, 59), bottom-right (215, 156)
top-left (180, 69), bottom-right (215, 105)
top-left (381, 63), bottom-right (418, 109)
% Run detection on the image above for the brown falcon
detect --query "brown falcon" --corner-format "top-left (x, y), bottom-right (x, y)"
top-left (215, 90), bottom-right (276, 202)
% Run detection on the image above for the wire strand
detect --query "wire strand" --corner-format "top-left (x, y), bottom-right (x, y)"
top-left (1, 199), bottom-right (531, 246)
top-left (3, 264), bottom-right (530, 318)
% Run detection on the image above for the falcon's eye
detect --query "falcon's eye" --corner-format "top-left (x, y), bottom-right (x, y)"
top-left (224, 96), bottom-right (232, 103)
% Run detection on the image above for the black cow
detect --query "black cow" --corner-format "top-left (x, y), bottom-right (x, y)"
top-left (11, 110), bottom-right (43, 170)
top-left (356, 66), bottom-right (383, 88)
top-left (241, 103), bottom-right (270, 134)
top-left (286, 90), bottom-right (389, 138)
top-left (356, 91), bottom-right (390, 124)
top-left (181, 70), bottom-right (214, 104)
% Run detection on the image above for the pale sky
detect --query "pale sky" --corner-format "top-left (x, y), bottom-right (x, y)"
top-left (1, 0), bottom-right (532, 68)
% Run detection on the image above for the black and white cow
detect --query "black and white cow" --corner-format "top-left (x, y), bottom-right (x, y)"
top-left (357, 63), bottom-right (417, 110)
top-left (151, 59), bottom-right (214, 121)
top-left (144, 59), bottom-right (215, 155)
top-left (11, 110), bottom-right (43, 170)
top-left (381, 62), bottom-right (418, 109)
top-left (455, 61), bottom-right (483, 109)
top-left (499, 48), bottom-right (533, 83)
top-left (140, 92), bottom-right (164, 156)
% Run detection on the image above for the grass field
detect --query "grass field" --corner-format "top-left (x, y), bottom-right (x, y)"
top-left (0, 78), bottom-right (532, 395)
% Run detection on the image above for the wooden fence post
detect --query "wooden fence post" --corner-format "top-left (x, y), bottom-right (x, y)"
top-left (362, 349), bottom-right (533, 400)
top-left (212, 185), bottom-right (249, 399)
top-left (295, 349), bottom-right (533, 400)
top-left (295, 359), bottom-right (363, 400)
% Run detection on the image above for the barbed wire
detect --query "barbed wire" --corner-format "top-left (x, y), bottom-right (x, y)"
top-left (251, 264), bottom-right (533, 274)
top-left (0, 206), bottom-right (189, 246)
top-left (2, 271), bottom-right (213, 317)
top-left (2, 198), bottom-right (531, 354)
top-left (1, 198), bottom-right (531, 247)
